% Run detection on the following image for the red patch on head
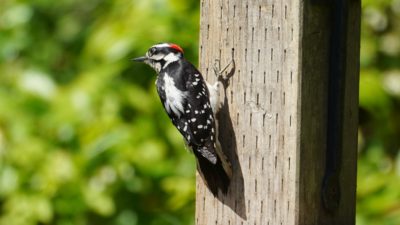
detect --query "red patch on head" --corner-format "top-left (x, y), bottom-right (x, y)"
top-left (169, 43), bottom-right (184, 53)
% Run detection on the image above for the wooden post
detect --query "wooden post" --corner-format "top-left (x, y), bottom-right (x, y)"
top-left (196, 0), bottom-right (360, 225)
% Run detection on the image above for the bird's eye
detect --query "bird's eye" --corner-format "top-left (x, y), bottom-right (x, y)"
top-left (149, 47), bottom-right (157, 55)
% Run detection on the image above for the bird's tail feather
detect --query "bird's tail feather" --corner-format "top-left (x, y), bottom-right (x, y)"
top-left (195, 153), bottom-right (231, 196)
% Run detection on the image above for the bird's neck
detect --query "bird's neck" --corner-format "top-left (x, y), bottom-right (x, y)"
top-left (159, 58), bottom-right (182, 74)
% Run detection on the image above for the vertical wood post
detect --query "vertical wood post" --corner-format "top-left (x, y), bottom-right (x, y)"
top-left (196, 0), bottom-right (360, 224)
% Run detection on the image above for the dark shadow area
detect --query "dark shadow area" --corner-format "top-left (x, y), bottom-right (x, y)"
top-left (214, 59), bottom-right (247, 220)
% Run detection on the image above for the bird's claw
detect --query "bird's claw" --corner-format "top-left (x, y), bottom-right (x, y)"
top-left (213, 59), bottom-right (234, 81)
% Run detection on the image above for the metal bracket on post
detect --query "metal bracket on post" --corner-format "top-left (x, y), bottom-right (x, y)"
top-left (318, 0), bottom-right (349, 213)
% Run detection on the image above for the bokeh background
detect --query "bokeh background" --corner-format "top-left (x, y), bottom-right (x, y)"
top-left (0, 0), bottom-right (399, 225)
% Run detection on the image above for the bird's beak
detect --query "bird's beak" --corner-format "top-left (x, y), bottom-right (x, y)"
top-left (131, 56), bottom-right (148, 62)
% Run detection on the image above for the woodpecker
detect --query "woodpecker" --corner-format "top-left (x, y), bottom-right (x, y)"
top-left (133, 43), bottom-right (232, 195)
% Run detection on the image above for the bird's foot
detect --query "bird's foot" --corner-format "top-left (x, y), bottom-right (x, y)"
top-left (213, 59), bottom-right (234, 81)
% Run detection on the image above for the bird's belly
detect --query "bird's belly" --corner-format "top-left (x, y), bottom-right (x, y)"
top-left (162, 74), bottom-right (187, 117)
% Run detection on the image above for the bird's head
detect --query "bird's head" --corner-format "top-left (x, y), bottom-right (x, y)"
top-left (132, 43), bottom-right (184, 72)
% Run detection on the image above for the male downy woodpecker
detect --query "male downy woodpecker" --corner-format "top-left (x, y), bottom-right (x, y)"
top-left (133, 43), bottom-right (232, 195)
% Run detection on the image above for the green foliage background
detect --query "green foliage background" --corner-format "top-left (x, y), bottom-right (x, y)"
top-left (357, 0), bottom-right (400, 224)
top-left (0, 0), bottom-right (199, 224)
top-left (0, 0), bottom-right (399, 224)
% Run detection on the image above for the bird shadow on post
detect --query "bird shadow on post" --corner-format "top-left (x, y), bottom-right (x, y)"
top-left (215, 60), bottom-right (247, 220)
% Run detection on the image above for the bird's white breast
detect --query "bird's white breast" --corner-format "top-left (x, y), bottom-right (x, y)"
top-left (163, 74), bottom-right (187, 117)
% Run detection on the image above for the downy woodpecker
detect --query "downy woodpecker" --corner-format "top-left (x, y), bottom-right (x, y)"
top-left (133, 43), bottom-right (232, 195)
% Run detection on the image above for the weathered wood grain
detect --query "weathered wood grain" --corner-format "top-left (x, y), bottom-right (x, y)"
top-left (196, 0), bottom-right (360, 224)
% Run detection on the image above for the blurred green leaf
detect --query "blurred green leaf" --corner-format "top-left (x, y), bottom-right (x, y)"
top-left (358, 1), bottom-right (400, 224)
top-left (0, 0), bottom-right (197, 224)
